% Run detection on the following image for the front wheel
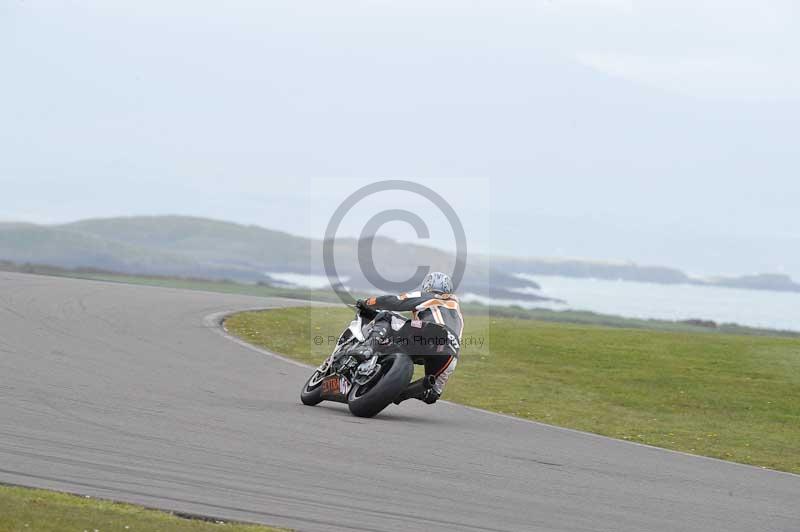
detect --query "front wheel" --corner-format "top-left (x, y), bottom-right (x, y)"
top-left (348, 353), bottom-right (413, 418)
top-left (300, 370), bottom-right (325, 406)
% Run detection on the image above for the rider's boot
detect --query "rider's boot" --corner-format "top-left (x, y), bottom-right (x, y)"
top-left (420, 389), bottom-right (440, 404)
top-left (393, 376), bottom-right (439, 405)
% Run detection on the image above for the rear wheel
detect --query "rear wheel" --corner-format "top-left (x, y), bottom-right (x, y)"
top-left (300, 370), bottom-right (325, 406)
top-left (347, 353), bottom-right (413, 418)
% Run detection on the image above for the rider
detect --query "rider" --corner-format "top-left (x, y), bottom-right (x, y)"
top-left (356, 272), bottom-right (462, 404)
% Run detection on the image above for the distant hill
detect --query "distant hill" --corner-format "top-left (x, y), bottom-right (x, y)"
top-left (0, 216), bottom-right (544, 301)
top-left (493, 256), bottom-right (800, 294)
top-left (63, 216), bottom-right (311, 275)
top-left (701, 273), bottom-right (800, 293)
top-left (2, 216), bottom-right (796, 298)
top-left (493, 256), bottom-right (691, 284)
top-left (0, 222), bottom-right (197, 274)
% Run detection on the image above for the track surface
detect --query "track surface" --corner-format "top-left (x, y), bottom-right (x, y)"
top-left (0, 272), bottom-right (798, 532)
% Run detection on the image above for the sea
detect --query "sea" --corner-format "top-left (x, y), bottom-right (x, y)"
top-left (266, 272), bottom-right (800, 332)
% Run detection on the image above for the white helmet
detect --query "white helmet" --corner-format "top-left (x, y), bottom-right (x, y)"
top-left (421, 271), bottom-right (453, 294)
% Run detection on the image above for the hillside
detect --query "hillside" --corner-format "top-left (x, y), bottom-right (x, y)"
top-left (701, 273), bottom-right (800, 293)
top-left (63, 216), bottom-right (311, 276)
top-left (0, 222), bottom-right (198, 275)
top-left (3, 216), bottom-right (796, 297)
top-left (0, 217), bottom-right (542, 301)
top-left (494, 256), bottom-right (800, 294)
top-left (493, 256), bottom-right (692, 284)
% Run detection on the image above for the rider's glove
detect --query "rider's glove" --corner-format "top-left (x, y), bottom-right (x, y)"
top-left (356, 298), bottom-right (376, 312)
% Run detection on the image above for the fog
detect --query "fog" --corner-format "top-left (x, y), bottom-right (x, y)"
top-left (2, 1), bottom-right (798, 277)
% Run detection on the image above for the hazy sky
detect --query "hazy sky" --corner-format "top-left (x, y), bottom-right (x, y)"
top-left (2, 1), bottom-right (798, 277)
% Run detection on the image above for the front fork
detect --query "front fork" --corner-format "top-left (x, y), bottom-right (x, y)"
top-left (353, 355), bottom-right (380, 385)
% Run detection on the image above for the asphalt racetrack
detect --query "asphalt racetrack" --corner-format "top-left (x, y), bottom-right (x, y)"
top-left (1, 272), bottom-right (798, 531)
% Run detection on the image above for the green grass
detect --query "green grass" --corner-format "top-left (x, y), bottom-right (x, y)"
top-left (226, 307), bottom-right (800, 474)
top-left (0, 485), bottom-right (287, 532)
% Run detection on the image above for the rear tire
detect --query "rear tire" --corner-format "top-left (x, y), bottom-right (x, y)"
top-left (300, 371), bottom-right (324, 406)
top-left (348, 353), bottom-right (413, 418)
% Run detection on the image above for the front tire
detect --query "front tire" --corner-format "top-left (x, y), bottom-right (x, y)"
top-left (347, 353), bottom-right (413, 418)
top-left (300, 370), bottom-right (324, 406)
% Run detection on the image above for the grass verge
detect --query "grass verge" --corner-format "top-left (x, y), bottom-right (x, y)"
top-left (226, 307), bottom-right (800, 474)
top-left (0, 484), bottom-right (287, 532)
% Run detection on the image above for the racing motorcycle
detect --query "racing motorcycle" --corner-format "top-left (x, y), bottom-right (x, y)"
top-left (300, 306), bottom-right (443, 418)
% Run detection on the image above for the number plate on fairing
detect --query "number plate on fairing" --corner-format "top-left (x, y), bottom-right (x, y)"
top-left (321, 375), bottom-right (351, 402)
top-left (321, 376), bottom-right (339, 395)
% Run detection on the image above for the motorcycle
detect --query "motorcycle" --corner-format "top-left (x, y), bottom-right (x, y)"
top-left (300, 306), bottom-right (444, 417)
